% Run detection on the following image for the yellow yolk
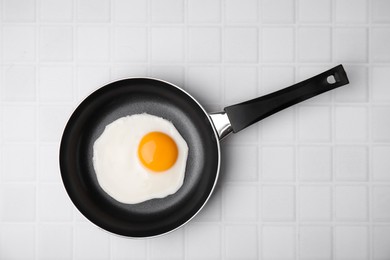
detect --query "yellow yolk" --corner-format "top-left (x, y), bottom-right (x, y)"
top-left (138, 132), bottom-right (178, 172)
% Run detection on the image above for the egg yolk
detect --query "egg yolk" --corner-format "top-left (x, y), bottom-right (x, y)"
top-left (138, 132), bottom-right (178, 172)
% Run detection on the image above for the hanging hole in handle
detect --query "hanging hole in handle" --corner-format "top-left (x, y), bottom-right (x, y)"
top-left (327, 75), bottom-right (336, 84)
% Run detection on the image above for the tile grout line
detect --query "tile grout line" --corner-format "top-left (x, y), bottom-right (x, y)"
top-left (4, 179), bottom-right (390, 185)
top-left (293, 0), bottom-right (299, 259)
top-left (367, 0), bottom-right (374, 259)
top-left (72, 0), bottom-right (77, 258)
top-left (145, 0), bottom-right (151, 258)
top-left (4, 20), bottom-right (390, 27)
top-left (1, 60), bottom-right (387, 66)
top-left (255, 5), bottom-right (261, 258)
top-left (34, 0), bottom-right (40, 258)
top-left (147, 0), bottom-right (152, 78)
top-left (330, 0), bottom-right (336, 258)
top-left (0, 219), bottom-right (383, 225)
top-left (0, 15), bottom-right (3, 185)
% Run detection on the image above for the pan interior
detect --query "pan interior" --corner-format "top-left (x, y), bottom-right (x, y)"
top-left (60, 78), bottom-right (220, 237)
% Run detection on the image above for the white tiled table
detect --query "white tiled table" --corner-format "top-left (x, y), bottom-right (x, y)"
top-left (1, 0), bottom-right (390, 259)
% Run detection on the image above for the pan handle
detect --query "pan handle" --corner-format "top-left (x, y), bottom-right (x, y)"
top-left (221, 64), bottom-right (349, 135)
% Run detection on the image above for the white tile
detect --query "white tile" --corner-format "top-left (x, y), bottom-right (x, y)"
top-left (186, 223), bottom-right (221, 260)
top-left (372, 28), bottom-right (390, 62)
top-left (150, 66), bottom-right (184, 87)
top-left (372, 67), bottom-right (390, 102)
top-left (224, 123), bottom-right (258, 144)
top-left (2, 144), bottom-right (36, 181)
top-left (298, 0), bottom-right (331, 22)
top-left (372, 107), bottom-right (390, 142)
top-left (39, 26), bottom-right (72, 61)
top-left (111, 235), bottom-right (146, 260)
top-left (334, 146), bottom-right (368, 181)
top-left (186, 66), bottom-right (221, 105)
top-left (372, 146), bottom-right (390, 181)
top-left (334, 226), bottom-right (369, 260)
top-left (298, 106), bottom-right (331, 142)
top-left (225, 225), bottom-right (258, 260)
top-left (113, 27), bottom-right (147, 62)
top-left (77, 26), bottom-right (110, 61)
top-left (333, 28), bottom-right (368, 63)
top-left (188, 27), bottom-right (221, 62)
top-left (151, 0), bottom-right (183, 23)
top-left (260, 107), bottom-right (295, 142)
top-left (74, 224), bottom-right (110, 260)
top-left (150, 229), bottom-right (184, 260)
top-left (299, 226), bottom-right (332, 260)
top-left (0, 224), bottom-right (35, 259)
top-left (2, 0), bottom-right (35, 21)
top-left (373, 226), bottom-right (390, 260)
top-left (224, 66), bottom-right (257, 104)
top-left (262, 226), bottom-right (295, 260)
top-left (334, 65), bottom-right (368, 103)
top-left (299, 186), bottom-right (331, 221)
top-left (223, 184), bottom-right (257, 221)
top-left (111, 66), bottom-right (148, 81)
top-left (77, 66), bottom-right (111, 101)
top-left (113, 0), bottom-right (147, 22)
top-left (261, 66), bottom-right (295, 94)
top-left (335, 0), bottom-right (367, 23)
top-left (40, 0), bottom-right (72, 21)
top-left (193, 192), bottom-right (221, 222)
top-left (261, 0), bottom-right (294, 23)
top-left (261, 146), bottom-right (294, 181)
top-left (298, 27), bottom-right (331, 62)
top-left (38, 183), bottom-right (73, 221)
top-left (335, 186), bottom-right (368, 221)
top-left (151, 28), bottom-right (184, 62)
top-left (225, 0), bottom-right (257, 22)
top-left (2, 105), bottom-right (36, 142)
top-left (0, 184), bottom-right (35, 221)
top-left (188, 0), bottom-right (220, 23)
top-left (38, 105), bottom-right (72, 142)
top-left (77, 0), bottom-right (110, 22)
top-left (74, 209), bottom-right (90, 222)
top-left (298, 146), bottom-right (332, 181)
top-left (37, 225), bottom-right (73, 260)
top-left (39, 66), bottom-right (73, 102)
top-left (261, 185), bottom-right (295, 221)
top-left (373, 186), bottom-right (390, 221)
top-left (39, 144), bottom-right (61, 182)
top-left (372, 0), bottom-right (390, 22)
top-left (224, 28), bottom-right (258, 62)
top-left (335, 106), bottom-right (367, 142)
top-left (1, 65), bottom-right (35, 101)
top-left (262, 27), bottom-right (294, 62)
top-left (2, 25), bottom-right (35, 61)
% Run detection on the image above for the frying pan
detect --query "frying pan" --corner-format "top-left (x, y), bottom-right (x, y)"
top-left (60, 64), bottom-right (349, 237)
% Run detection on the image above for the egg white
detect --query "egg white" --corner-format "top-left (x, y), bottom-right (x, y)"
top-left (92, 114), bottom-right (189, 204)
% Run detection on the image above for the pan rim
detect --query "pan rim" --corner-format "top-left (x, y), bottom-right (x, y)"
top-left (59, 77), bottom-right (221, 238)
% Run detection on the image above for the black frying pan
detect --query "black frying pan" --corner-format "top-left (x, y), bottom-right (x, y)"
top-left (60, 65), bottom-right (349, 237)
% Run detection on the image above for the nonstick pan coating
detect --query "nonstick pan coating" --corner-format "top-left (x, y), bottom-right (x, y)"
top-left (60, 78), bottom-right (220, 237)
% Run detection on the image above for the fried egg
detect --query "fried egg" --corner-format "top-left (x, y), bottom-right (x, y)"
top-left (92, 114), bottom-right (189, 204)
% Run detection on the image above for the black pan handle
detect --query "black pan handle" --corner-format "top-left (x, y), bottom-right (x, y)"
top-left (224, 64), bottom-right (349, 133)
